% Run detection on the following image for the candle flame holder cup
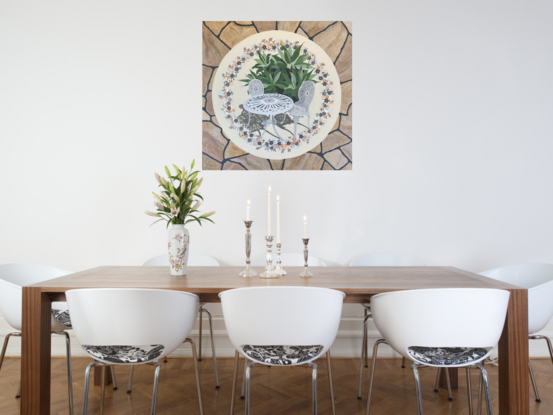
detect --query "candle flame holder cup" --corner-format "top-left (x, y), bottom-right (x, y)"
top-left (299, 238), bottom-right (313, 278)
top-left (274, 243), bottom-right (287, 275)
top-left (239, 221), bottom-right (257, 277)
top-left (260, 235), bottom-right (280, 279)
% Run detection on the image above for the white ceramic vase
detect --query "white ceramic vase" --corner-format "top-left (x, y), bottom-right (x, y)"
top-left (167, 224), bottom-right (190, 276)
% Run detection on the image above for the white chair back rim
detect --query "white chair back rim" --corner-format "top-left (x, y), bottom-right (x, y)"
top-left (349, 254), bottom-right (427, 267)
top-left (370, 288), bottom-right (510, 367)
top-left (220, 286), bottom-right (344, 365)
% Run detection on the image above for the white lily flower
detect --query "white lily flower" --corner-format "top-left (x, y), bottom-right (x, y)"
top-left (170, 207), bottom-right (180, 217)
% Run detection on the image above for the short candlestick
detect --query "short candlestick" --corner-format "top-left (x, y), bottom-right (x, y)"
top-left (239, 221), bottom-right (257, 277)
top-left (260, 235), bottom-right (279, 279)
top-left (274, 243), bottom-right (287, 275)
top-left (299, 238), bottom-right (313, 278)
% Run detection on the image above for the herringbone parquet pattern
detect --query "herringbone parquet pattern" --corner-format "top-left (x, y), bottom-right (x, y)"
top-left (1, 357), bottom-right (552, 415)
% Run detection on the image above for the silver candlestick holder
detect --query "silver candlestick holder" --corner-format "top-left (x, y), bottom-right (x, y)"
top-left (274, 242), bottom-right (287, 275)
top-left (239, 221), bottom-right (257, 277)
top-left (299, 238), bottom-right (313, 278)
top-left (259, 235), bottom-right (279, 279)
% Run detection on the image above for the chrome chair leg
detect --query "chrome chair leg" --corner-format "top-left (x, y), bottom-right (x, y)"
top-left (151, 361), bottom-right (162, 415)
top-left (100, 365), bottom-right (106, 415)
top-left (326, 351), bottom-right (335, 415)
top-left (444, 367), bottom-right (453, 401)
top-left (477, 363), bottom-right (492, 415)
top-left (432, 367), bottom-right (452, 401)
top-left (82, 361), bottom-right (98, 415)
top-left (434, 367), bottom-right (441, 392)
top-left (230, 351), bottom-right (240, 415)
top-left (54, 331), bottom-right (74, 415)
top-left (245, 361), bottom-right (254, 415)
top-left (127, 365), bottom-right (134, 393)
top-left (364, 308), bottom-right (369, 368)
top-left (111, 366), bottom-right (118, 390)
top-left (365, 339), bottom-right (386, 415)
top-left (198, 305), bottom-right (203, 361)
top-left (241, 357), bottom-right (247, 399)
top-left (203, 307), bottom-right (220, 388)
top-left (357, 314), bottom-right (371, 399)
top-left (466, 367), bottom-right (473, 415)
top-left (411, 363), bottom-right (424, 415)
top-left (185, 338), bottom-right (204, 415)
top-left (477, 370), bottom-right (483, 415)
top-left (0, 332), bottom-right (21, 398)
top-left (529, 360), bottom-right (541, 402)
top-left (310, 362), bottom-right (318, 415)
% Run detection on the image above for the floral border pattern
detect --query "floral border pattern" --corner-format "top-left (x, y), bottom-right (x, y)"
top-left (218, 38), bottom-right (335, 154)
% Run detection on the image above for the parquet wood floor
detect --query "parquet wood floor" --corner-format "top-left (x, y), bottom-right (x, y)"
top-left (1, 357), bottom-right (551, 415)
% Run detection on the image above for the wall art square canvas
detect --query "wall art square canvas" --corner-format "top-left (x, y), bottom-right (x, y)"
top-left (202, 21), bottom-right (352, 170)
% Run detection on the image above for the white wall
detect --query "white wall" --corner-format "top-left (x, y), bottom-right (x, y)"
top-left (1, 0), bottom-right (553, 358)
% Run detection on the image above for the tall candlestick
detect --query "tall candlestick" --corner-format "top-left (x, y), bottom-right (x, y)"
top-left (268, 186), bottom-right (272, 235)
top-left (277, 195), bottom-right (281, 243)
top-left (247, 200), bottom-right (251, 221)
top-left (303, 215), bottom-right (308, 238)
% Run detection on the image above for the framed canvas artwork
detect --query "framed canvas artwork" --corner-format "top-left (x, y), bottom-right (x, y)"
top-left (203, 21), bottom-right (352, 170)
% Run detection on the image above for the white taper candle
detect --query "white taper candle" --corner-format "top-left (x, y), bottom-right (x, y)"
top-left (277, 195), bottom-right (281, 243)
top-left (303, 215), bottom-right (308, 238)
top-left (268, 186), bottom-right (271, 235)
top-left (247, 200), bottom-right (251, 221)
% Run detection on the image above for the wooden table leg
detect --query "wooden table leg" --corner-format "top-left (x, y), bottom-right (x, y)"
top-left (499, 288), bottom-right (529, 415)
top-left (21, 288), bottom-right (52, 415)
top-left (94, 365), bottom-right (113, 386)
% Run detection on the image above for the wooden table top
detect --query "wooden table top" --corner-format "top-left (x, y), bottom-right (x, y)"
top-left (30, 266), bottom-right (522, 303)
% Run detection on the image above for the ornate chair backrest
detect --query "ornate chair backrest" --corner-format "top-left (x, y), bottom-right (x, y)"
top-left (248, 79), bottom-right (264, 97)
top-left (298, 81), bottom-right (316, 107)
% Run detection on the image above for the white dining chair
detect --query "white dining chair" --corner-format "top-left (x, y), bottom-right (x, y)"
top-left (350, 254), bottom-right (427, 399)
top-left (66, 288), bottom-right (203, 415)
top-left (221, 286), bottom-right (344, 415)
top-left (480, 263), bottom-right (553, 402)
top-left (0, 263), bottom-right (75, 415)
top-left (251, 252), bottom-right (327, 267)
top-left (366, 288), bottom-right (510, 415)
top-left (142, 252), bottom-right (220, 389)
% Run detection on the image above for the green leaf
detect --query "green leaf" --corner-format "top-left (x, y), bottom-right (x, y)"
top-left (291, 43), bottom-right (302, 62)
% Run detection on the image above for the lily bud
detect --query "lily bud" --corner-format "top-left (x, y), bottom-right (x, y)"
top-left (172, 193), bottom-right (180, 203)
top-left (152, 192), bottom-right (161, 201)
top-left (155, 172), bottom-right (161, 184)
top-left (199, 211), bottom-right (215, 219)
top-left (192, 201), bottom-right (202, 211)
top-left (164, 166), bottom-right (171, 176)
top-left (196, 177), bottom-right (203, 190)
top-left (191, 159), bottom-right (195, 170)
top-left (145, 210), bottom-right (161, 217)
top-left (160, 177), bottom-right (168, 186)
top-left (180, 180), bottom-right (186, 192)
top-left (173, 164), bottom-right (181, 175)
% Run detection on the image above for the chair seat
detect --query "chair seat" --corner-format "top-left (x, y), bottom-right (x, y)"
top-left (289, 103), bottom-right (308, 116)
top-left (52, 309), bottom-right (72, 329)
top-left (83, 344), bottom-right (164, 364)
top-left (407, 346), bottom-right (488, 366)
top-left (243, 345), bottom-right (323, 365)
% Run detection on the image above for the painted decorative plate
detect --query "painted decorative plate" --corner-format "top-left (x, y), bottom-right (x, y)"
top-left (212, 30), bottom-right (342, 160)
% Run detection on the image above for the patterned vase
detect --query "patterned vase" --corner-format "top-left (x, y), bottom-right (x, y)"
top-left (167, 224), bottom-right (190, 276)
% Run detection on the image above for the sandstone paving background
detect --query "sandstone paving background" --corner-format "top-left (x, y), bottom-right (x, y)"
top-left (202, 21), bottom-right (352, 170)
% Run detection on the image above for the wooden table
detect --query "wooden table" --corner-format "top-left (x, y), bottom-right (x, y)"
top-left (21, 266), bottom-right (529, 415)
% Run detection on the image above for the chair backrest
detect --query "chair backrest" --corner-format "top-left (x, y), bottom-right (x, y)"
top-left (143, 253), bottom-right (220, 267)
top-left (220, 287), bottom-right (344, 361)
top-left (298, 81), bottom-right (315, 107)
top-left (371, 288), bottom-right (510, 364)
top-left (350, 254), bottom-right (427, 266)
top-left (251, 253), bottom-right (326, 267)
top-left (66, 288), bottom-right (198, 362)
top-left (480, 263), bottom-right (553, 334)
top-left (0, 263), bottom-right (71, 331)
top-left (248, 79), bottom-right (264, 97)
